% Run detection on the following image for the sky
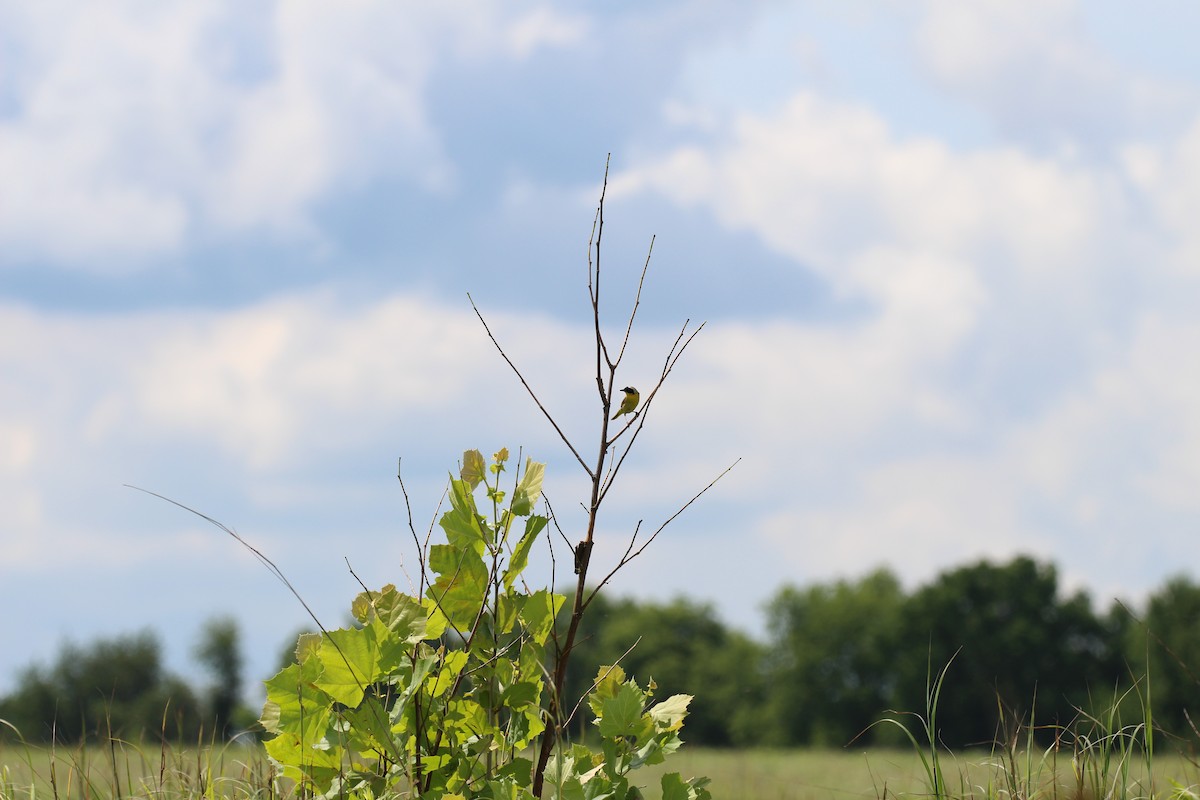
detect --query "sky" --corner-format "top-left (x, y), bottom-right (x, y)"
top-left (4, 1), bottom-right (1200, 701)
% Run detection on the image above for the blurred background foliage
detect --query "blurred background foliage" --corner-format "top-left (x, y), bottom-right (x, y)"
top-left (2, 556), bottom-right (1198, 749)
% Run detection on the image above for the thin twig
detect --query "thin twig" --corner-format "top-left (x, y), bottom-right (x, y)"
top-left (467, 293), bottom-right (591, 478)
top-left (600, 320), bottom-right (706, 501)
top-left (591, 156), bottom-right (615, 375)
top-left (562, 640), bottom-right (643, 730)
top-left (125, 486), bottom-right (330, 636)
top-left (397, 458), bottom-right (426, 593)
top-left (542, 492), bottom-right (574, 552)
top-left (612, 236), bottom-right (654, 369)
top-left (584, 457), bottom-right (740, 608)
top-left (125, 485), bottom-right (407, 765)
top-left (346, 558), bottom-right (371, 595)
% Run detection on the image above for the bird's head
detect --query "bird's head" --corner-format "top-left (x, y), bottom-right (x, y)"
top-left (621, 386), bottom-right (637, 395)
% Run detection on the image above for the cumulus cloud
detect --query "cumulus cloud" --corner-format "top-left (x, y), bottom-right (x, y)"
top-left (913, 0), bottom-right (1197, 149)
top-left (604, 60), bottom-right (1200, 603)
top-left (0, 285), bottom-right (627, 568)
top-left (0, 2), bottom-right (588, 267)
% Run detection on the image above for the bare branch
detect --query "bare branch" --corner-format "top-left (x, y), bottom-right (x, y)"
top-left (532, 162), bottom-right (716, 796)
top-left (591, 155), bottom-right (615, 376)
top-left (600, 320), bottom-right (706, 502)
top-left (397, 458), bottom-right (426, 593)
top-left (467, 293), bottom-right (591, 478)
top-left (612, 235), bottom-right (654, 369)
top-left (346, 558), bottom-right (371, 594)
top-left (585, 458), bottom-right (741, 605)
top-left (542, 492), bottom-right (574, 551)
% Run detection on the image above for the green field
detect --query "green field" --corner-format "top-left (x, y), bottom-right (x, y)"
top-left (2, 744), bottom-right (1198, 800)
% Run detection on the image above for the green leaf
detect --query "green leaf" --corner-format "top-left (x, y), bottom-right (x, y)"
top-left (294, 632), bottom-right (322, 664)
top-left (498, 592), bottom-right (524, 635)
top-left (497, 757), bottom-right (533, 788)
top-left (424, 598), bottom-right (449, 639)
top-left (428, 544), bottom-right (490, 631)
top-left (372, 586), bottom-right (431, 641)
top-left (263, 730), bottom-right (341, 780)
top-left (429, 649), bottom-right (469, 698)
top-left (350, 584), bottom-right (430, 646)
top-left (588, 665), bottom-right (627, 719)
top-left (504, 515), bottom-right (548, 591)
top-left (441, 479), bottom-right (488, 554)
top-left (510, 459), bottom-right (545, 516)
top-left (343, 694), bottom-right (394, 756)
top-left (501, 680), bottom-right (541, 708)
top-left (660, 773), bottom-right (689, 800)
top-left (261, 657), bottom-right (330, 739)
top-left (519, 588), bottom-right (564, 644)
top-left (461, 449), bottom-right (486, 489)
top-left (315, 626), bottom-right (384, 707)
top-left (597, 683), bottom-right (645, 739)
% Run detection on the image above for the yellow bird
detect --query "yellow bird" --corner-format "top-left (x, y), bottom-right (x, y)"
top-left (612, 386), bottom-right (640, 419)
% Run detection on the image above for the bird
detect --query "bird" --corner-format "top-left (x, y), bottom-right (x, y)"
top-left (612, 386), bottom-right (640, 419)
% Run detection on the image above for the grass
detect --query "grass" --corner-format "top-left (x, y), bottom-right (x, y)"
top-left (0, 737), bottom-right (278, 800)
top-left (0, 744), bottom-right (926, 800)
top-left (3, 742), bottom-right (1200, 800)
top-left (634, 747), bottom-right (1200, 800)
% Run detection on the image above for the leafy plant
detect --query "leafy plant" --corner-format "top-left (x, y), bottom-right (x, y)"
top-left (135, 158), bottom-right (727, 797)
top-left (260, 449), bottom-right (710, 799)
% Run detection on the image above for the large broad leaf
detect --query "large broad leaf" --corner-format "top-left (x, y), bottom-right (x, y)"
top-left (343, 694), bottom-right (396, 758)
top-left (429, 649), bottom-right (469, 698)
top-left (423, 598), bottom-right (449, 639)
top-left (504, 515), bottom-right (548, 591)
top-left (441, 479), bottom-right (488, 555)
top-left (587, 665), bottom-right (627, 719)
top-left (427, 544), bottom-right (490, 632)
top-left (352, 585), bottom-right (431, 644)
top-left (261, 657), bottom-right (331, 739)
top-left (596, 682), bottom-right (645, 740)
top-left (510, 459), bottom-right (545, 516)
top-left (315, 625), bottom-right (386, 707)
top-left (648, 694), bottom-right (692, 732)
top-left (263, 730), bottom-right (341, 784)
top-left (460, 449), bottom-right (486, 489)
top-left (519, 588), bottom-right (564, 645)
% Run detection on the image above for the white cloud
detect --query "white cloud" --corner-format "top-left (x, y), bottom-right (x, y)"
top-left (913, 0), bottom-right (1196, 148)
top-left (617, 92), bottom-right (1125, 285)
top-left (0, 287), bottom-right (593, 566)
top-left (602, 60), bottom-right (1200, 606)
top-left (0, 2), bottom-right (589, 266)
top-left (504, 8), bottom-right (588, 60)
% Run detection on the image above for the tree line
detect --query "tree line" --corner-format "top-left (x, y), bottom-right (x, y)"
top-left (565, 556), bottom-right (1200, 749)
top-left (3, 556), bottom-right (1200, 747)
top-left (0, 617), bottom-right (253, 743)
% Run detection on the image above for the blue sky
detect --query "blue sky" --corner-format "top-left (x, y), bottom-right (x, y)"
top-left (4, 1), bottom-right (1200, 700)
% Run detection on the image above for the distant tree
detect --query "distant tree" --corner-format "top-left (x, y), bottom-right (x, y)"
top-left (0, 630), bottom-right (203, 743)
top-left (194, 616), bottom-right (243, 738)
top-left (763, 569), bottom-right (906, 746)
top-left (895, 556), bottom-right (1122, 747)
top-left (563, 594), bottom-right (767, 746)
top-left (1141, 576), bottom-right (1200, 738)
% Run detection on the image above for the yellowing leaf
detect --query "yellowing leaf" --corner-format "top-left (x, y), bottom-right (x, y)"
top-left (511, 458), bottom-right (545, 516)
top-left (460, 449), bottom-right (485, 489)
top-left (649, 694), bottom-right (693, 731)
